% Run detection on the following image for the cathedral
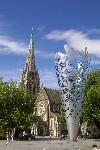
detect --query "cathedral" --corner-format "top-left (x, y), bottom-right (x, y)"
top-left (20, 29), bottom-right (67, 136)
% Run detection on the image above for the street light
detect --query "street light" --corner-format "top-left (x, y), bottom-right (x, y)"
top-left (58, 122), bottom-right (61, 137)
top-left (55, 123), bottom-right (57, 137)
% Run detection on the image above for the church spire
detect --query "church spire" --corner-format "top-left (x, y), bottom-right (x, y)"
top-left (29, 27), bottom-right (34, 49)
top-left (20, 28), bottom-right (40, 96)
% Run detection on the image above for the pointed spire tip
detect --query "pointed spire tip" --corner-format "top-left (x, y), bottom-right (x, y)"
top-left (29, 27), bottom-right (34, 49)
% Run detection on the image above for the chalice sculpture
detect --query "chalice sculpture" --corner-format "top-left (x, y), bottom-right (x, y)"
top-left (54, 45), bottom-right (90, 141)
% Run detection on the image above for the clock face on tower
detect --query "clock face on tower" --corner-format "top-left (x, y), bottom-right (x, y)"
top-left (38, 101), bottom-right (46, 115)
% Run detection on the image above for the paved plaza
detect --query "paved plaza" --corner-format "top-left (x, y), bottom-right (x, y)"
top-left (0, 137), bottom-right (100, 150)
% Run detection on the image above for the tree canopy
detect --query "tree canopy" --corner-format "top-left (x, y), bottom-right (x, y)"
top-left (60, 106), bottom-right (66, 124)
top-left (59, 69), bottom-right (100, 131)
top-left (83, 69), bottom-right (100, 130)
top-left (0, 78), bottom-right (36, 130)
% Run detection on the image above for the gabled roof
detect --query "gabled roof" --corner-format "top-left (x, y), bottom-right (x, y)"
top-left (44, 87), bottom-right (61, 104)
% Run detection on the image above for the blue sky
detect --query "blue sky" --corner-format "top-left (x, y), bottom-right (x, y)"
top-left (0, 0), bottom-right (100, 89)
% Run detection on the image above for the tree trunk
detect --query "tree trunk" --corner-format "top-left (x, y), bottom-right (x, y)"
top-left (93, 119), bottom-right (100, 132)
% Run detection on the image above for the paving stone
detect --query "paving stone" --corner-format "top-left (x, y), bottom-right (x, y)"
top-left (0, 137), bottom-right (100, 150)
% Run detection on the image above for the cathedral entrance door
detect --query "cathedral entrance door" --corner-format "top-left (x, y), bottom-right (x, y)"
top-left (39, 126), bottom-right (45, 136)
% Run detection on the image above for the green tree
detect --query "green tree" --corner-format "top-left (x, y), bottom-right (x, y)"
top-left (60, 106), bottom-right (66, 124)
top-left (0, 78), bottom-right (36, 130)
top-left (83, 69), bottom-right (100, 131)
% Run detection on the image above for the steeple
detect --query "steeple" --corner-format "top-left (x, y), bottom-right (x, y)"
top-left (29, 27), bottom-right (34, 50)
top-left (20, 28), bottom-right (40, 96)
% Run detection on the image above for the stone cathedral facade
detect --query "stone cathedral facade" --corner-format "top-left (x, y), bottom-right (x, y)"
top-left (20, 29), bottom-right (67, 136)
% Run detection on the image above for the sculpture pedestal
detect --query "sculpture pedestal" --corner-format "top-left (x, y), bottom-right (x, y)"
top-left (67, 117), bottom-right (79, 141)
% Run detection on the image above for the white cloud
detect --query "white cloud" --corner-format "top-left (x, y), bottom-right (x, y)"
top-left (0, 17), bottom-right (53, 57)
top-left (91, 59), bottom-right (100, 65)
top-left (87, 28), bottom-right (100, 35)
top-left (45, 29), bottom-right (100, 57)
top-left (35, 49), bottom-right (54, 59)
top-left (0, 15), bottom-right (13, 33)
top-left (0, 34), bottom-right (54, 57)
top-left (0, 67), bottom-right (59, 89)
top-left (0, 68), bottom-right (21, 82)
top-left (36, 25), bottom-right (46, 32)
top-left (17, 68), bottom-right (23, 72)
top-left (39, 69), bottom-right (59, 89)
top-left (0, 16), bottom-right (28, 55)
top-left (0, 33), bottom-right (53, 58)
top-left (0, 35), bottom-right (28, 54)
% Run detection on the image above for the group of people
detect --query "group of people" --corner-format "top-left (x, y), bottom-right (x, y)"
top-left (5, 130), bottom-right (100, 150)
top-left (6, 131), bottom-right (14, 145)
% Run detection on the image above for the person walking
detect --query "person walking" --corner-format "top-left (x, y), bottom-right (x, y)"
top-left (50, 133), bottom-right (52, 138)
top-left (6, 132), bottom-right (10, 145)
top-left (23, 131), bottom-right (26, 140)
top-left (11, 131), bottom-right (14, 142)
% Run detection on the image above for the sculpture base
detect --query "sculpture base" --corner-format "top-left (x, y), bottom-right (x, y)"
top-left (67, 116), bottom-right (79, 142)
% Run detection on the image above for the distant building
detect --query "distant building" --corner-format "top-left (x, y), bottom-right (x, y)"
top-left (20, 29), bottom-right (67, 136)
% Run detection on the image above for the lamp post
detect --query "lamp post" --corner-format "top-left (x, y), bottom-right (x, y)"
top-left (58, 122), bottom-right (61, 137)
top-left (55, 123), bottom-right (57, 137)
top-left (35, 121), bottom-right (38, 136)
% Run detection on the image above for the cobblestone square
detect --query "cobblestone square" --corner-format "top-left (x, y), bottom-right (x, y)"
top-left (0, 137), bottom-right (100, 150)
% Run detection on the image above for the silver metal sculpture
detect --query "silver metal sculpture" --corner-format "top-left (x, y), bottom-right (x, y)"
top-left (54, 45), bottom-right (90, 141)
